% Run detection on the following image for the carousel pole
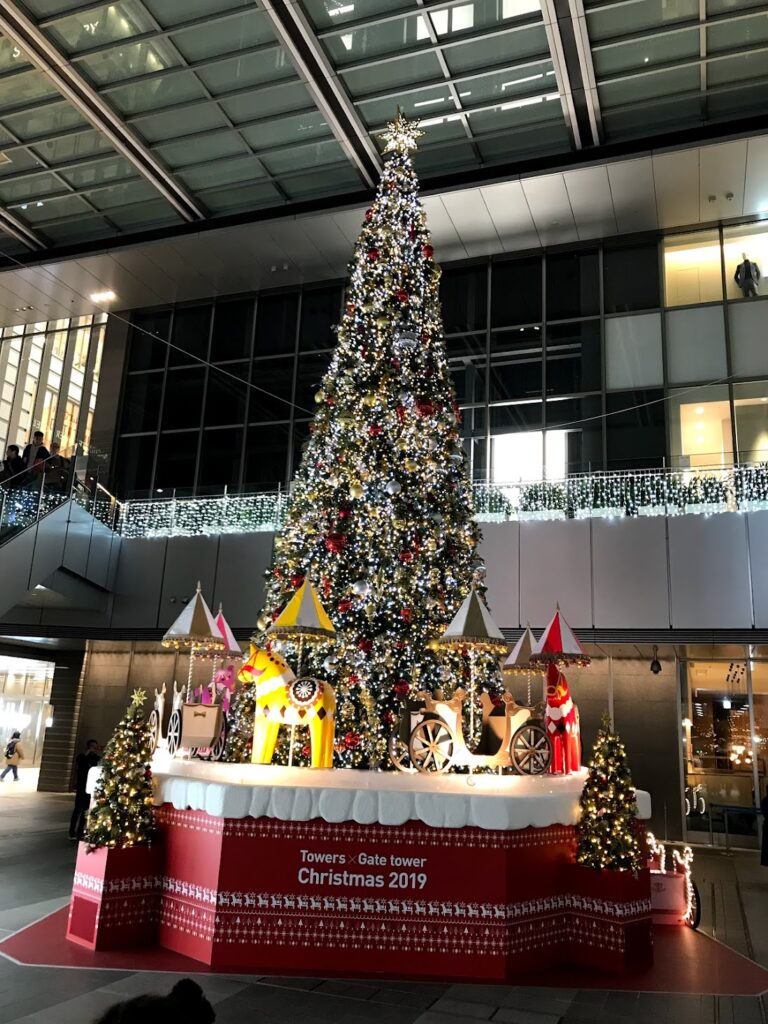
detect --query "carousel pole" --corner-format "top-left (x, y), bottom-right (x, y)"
top-left (288, 637), bottom-right (304, 769)
top-left (187, 646), bottom-right (195, 697)
top-left (210, 657), bottom-right (219, 702)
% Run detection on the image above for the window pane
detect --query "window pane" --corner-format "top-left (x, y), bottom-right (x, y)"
top-left (211, 299), bottom-right (253, 361)
top-left (669, 384), bottom-right (733, 470)
top-left (295, 351), bottom-right (332, 411)
top-left (723, 223), bottom-right (768, 302)
top-left (113, 434), bottom-right (155, 497)
top-left (451, 356), bottom-right (486, 404)
top-left (489, 354), bottom-right (541, 401)
top-left (243, 423), bottom-right (289, 490)
top-left (545, 396), bottom-right (603, 473)
top-left (664, 230), bottom-right (722, 306)
top-left (733, 381), bottom-right (768, 463)
top-left (604, 243), bottom-right (660, 313)
top-left (606, 390), bottom-right (666, 470)
top-left (205, 364), bottom-right (248, 426)
top-left (546, 321), bottom-right (601, 395)
top-left (665, 307), bottom-right (727, 384)
top-left (154, 430), bottom-right (198, 491)
top-left (440, 264), bottom-right (487, 333)
top-left (489, 402), bottom-right (542, 430)
top-left (445, 332), bottom-right (486, 360)
top-left (255, 292), bottom-right (298, 355)
top-left (127, 310), bottom-right (169, 371)
top-left (121, 373), bottom-right (161, 432)
top-left (729, 302), bottom-right (768, 378)
top-left (491, 326), bottom-right (542, 356)
top-left (169, 305), bottom-right (211, 367)
top-left (492, 258), bottom-right (542, 326)
top-left (300, 285), bottom-right (341, 351)
top-left (250, 357), bottom-right (294, 420)
top-left (546, 251), bottom-right (599, 319)
top-left (198, 428), bottom-right (241, 488)
top-left (491, 429), bottom-right (543, 484)
top-left (161, 367), bottom-right (204, 430)
top-left (605, 313), bottom-right (663, 390)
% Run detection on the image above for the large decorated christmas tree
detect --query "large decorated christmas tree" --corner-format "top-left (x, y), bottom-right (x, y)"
top-left (235, 114), bottom-right (489, 768)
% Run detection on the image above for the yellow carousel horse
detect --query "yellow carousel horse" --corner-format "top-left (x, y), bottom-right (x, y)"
top-left (238, 644), bottom-right (336, 768)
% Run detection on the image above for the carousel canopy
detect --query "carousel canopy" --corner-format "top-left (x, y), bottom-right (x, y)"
top-left (530, 606), bottom-right (590, 667)
top-left (503, 624), bottom-right (540, 674)
top-left (161, 582), bottom-right (225, 651)
top-left (267, 579), bottom-right (336, 642)
top-left (215, 606), bottom-right (242, 658)
top-left (437, 587), bottom-right (507, 652)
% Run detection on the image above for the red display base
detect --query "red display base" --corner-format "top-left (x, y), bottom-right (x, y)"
top-left (67, 842), bottom-right (161, 951)
top-left (149, 806), bottom-right (651, 980)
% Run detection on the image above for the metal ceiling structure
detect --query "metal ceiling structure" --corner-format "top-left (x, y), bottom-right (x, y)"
top-left (0, 0), bottom-right (762, 259)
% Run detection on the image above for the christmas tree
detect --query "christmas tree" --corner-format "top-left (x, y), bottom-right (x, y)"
top-left (576, 715), bottom-right (642, 871)
top-left (253, 113), bottom-right (489, 768)
top-left (84, 690), bottom-right (155, 849)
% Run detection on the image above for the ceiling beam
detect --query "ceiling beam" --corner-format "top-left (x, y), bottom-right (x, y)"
top-left (540, 0), bottom-right (602, 148)
top-left (260, 0), bottom-right (381, 189)
top-left (0, 1), bottom-right (207, 224)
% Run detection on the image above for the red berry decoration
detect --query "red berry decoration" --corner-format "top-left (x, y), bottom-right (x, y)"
top-left (393, 680), bottom-right (411, 695)
top-left (290, 573), bottom-right (305, 588)
top-left (322, 576), bottom-right (332, 598)
top-left (399, 550), bottom-right (414, 564)
top-left (422, 243), bottom-right (434, 258)
top-left (367, 248), bottom-right (379, 261)
top-left (421, 331), bottom-right (430, 344)
top-left (400, 607), bottom-right (411, 621)
top-left (415, 399), bottom-right (436, 417)
top-left (348, 673), bottom-right (360, 685)
top-left (368, 424), bottom-right (382, 436)
top-left (337, 597), bottom-right (353, 614)
top-left (395, 289), bottom-right (409, 303)
top-left (365, 208), bottom-right (373, 221)
top-left (358, 637), bottom-right (373, 653)
top-left (325, 532), bottom-right (347, 554)
top-left (338, 507), bottom-right (353, 520)
top-left (344, 731), bottom-right (361, 749)
top-left (395, 404), bottom-right (407, 423)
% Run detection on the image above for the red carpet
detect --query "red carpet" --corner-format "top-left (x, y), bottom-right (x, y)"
top-left (1, 907), bottom-right (766, 995)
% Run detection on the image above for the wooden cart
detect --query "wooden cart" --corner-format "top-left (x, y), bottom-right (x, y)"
top-left (150, 681), bottom-right (228, 761)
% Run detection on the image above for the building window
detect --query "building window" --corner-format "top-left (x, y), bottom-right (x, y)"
top-left (733, 381), bottom-right (768, 463)
top-left (665, 306), bottom-right (727, 385)
top-left (546, 250), bottom-right (599, 320)
top-left (663, 230), bottom-right (722, 306)
top-left (491, 258), bottom-right (541, 326)
top-left (668, 384), bottom-right (733, 469)
top-left (606, 389), bottom-right (666, 469)
top-left (491, 428), bottom-right (570, 484)
top-left (603, 241), bottom-right (660, 313)
top-left (728, 301), bottom-right (768, 379)
top-left (723, 222), bottom-right (768, 303)
top-left (605, 313), bottom-right (663, 390)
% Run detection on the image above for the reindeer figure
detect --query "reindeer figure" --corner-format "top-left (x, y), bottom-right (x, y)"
top-left (239, 644), bottom-right (336, 768)
top-left (544, 662), bottom-right (581, 774)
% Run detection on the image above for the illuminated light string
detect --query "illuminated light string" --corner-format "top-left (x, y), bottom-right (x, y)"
top-left (647, 831), bottom-right (696, 925)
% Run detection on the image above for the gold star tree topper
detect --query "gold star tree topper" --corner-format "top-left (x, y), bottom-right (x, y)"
top-left (130, 688), bottom-right (147, 707)
top-left (380, 110), bottom-right (424, 154)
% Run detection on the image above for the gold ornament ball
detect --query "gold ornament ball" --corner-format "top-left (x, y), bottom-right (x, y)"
top-left (314, 389), bottom-right (326, 404)
top-left (350, 482), bottom-right (364, 499)
top-left (375, 315), bottom-right (388, 328)
top-left (362, 393), bottom-right (378, 407)
top-left (404, 458), bottom-right (418, 472)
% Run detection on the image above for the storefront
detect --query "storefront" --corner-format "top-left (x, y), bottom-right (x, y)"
top-left (0, 655), bottom-right (55, 768)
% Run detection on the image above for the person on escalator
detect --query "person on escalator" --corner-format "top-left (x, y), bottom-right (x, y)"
top-left (0, 444), bottom-right (24, 485)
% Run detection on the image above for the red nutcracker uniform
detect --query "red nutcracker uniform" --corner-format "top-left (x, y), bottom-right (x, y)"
top-left (544, 662), bottom-right (581, 774)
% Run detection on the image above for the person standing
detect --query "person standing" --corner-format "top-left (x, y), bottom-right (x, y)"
top-left (0, 731), bottom-right (24, 782)
top-left (22, 431), bottom-right (50, 484)
top-left (69, 739), bottom-right (100, 840)
top-left (44, 442), bottom-right (69, 493)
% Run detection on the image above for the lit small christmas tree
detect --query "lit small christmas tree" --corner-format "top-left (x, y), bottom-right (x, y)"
top-left (84, 690), bottom-right (155, 850)
top-left (223, 684), bottom-right (254, 763)
top-left (253, 112), bottom-right (493, 768)
top-left (576, 714), bottom-right (642, 871)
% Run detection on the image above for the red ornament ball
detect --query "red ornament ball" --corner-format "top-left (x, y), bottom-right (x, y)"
top-left (365, 208), bottom-right (373, 222)
top-left (358, 637), bottom-right (374, 653)
top-left (348, 673), bottom-right (360, 685)
top-left (395, 404), bottom-right (407, 423)
top-left (422, 243), bottom-right (434, 258)
top-left (301, 744), bottom-right (311, 758)
top-left (400, 608), bottom-right (411, 621)
top-left (325, 533), bottom-right (347, 554)
top-left (290, 573), bottom-right (305, 588)
top-left (393, 679), bottom-right (411, 695)
top-left (381, 710), bottom-right (395, 726)
top-left (368, 424), bottom-right (383, 436)
top-left (398, 550), bottom-right (414, 564)
top-left (273, 567), bottom-right (282, 578)
top-left (367, 248), bottom-right (379, 261)
top-left (344, 731), bottom-right (361, 749)
top-left (338, 507), bottom-right (353, 520)
top-left (337, 597), bottom-right (353, 614)
top-left (395, 289), bottom-right (409, 303)
top-left (346, 302), bottom-right (355, 315)
top-left (415, 399), bottom-right (436, 417)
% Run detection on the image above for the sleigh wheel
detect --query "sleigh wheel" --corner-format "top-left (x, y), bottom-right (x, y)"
top-left (409, 719), bottom-right (454, 774)
top-left (211, 718), bottom-right (228, 762)
top-left (510, 722), bottom-right (551, 775)
top-left (388, 735), bottom-right (416, 774)
top-left (167, 709), bottom-right (181, 756)
top-left (147, 708), bottom-right (160, 754)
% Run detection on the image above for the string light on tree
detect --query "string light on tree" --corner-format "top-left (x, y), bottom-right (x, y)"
top-left (576, 713), bottom-right (642, 872)
top-left (84, 690), bottom-right (155, 850)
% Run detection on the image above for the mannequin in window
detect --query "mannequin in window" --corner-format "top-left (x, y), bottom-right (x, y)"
top-left (734, 252), bottom-right (760, 297)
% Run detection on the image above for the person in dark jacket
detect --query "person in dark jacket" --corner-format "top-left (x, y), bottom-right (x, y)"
top-left (69, 739), bottom-right (100, 840)
top-left (1, 445), bottom-right (24, 484)
top-left (92, 978), bottom-right (215, 1024)
top-left (22, 430), bottom-right (50, 470)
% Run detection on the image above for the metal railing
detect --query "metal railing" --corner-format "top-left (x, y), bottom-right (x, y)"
top-left (0, 446), bottom-right (120, 545)
top-left (115, 462), bottom-right (768, 539)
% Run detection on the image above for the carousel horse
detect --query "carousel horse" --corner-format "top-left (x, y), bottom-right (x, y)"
top-left (238, 643), bottom-right (336, 769)
top-left (544, 662), bottom-right (581, 774)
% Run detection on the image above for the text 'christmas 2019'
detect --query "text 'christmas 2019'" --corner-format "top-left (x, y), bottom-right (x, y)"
top-left (297, 849), bottom-right (428, 889)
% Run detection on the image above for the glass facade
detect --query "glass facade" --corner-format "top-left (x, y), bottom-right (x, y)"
top-left (111, 219), bottom-right (768, 497)
top-left (0, 313), bottom-right (107, 456)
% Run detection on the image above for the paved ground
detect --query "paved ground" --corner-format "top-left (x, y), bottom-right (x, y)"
top-left (0, 783), bottom-right (766, 1024)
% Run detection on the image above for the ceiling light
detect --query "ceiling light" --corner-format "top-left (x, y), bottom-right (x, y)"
top-left (650, 645), bottom-right (661, 675)
top-left (414, 97), bottom-right (446, 108)
top-left (501, 73), bottom-right (543, 90)
top-left (643, 56), bottom-right (649, 62)
top-left (90, 290), bottom-right (116, 303)
top-left (328, 3), bottom-right (355, 15)
top-left (695, 406), bottom-right (704, 414)
top-left (722, 698), bottom-right (731, 709)
top-left (762, 397), bottom-right (767, 402)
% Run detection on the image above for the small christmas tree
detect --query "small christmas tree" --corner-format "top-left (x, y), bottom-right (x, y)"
top-left (576, 714), bottom-right (642, 871)
top-left (223, 683), bottom-right (254, 763)
top-left (84, 690), bottom-right (155, 850)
